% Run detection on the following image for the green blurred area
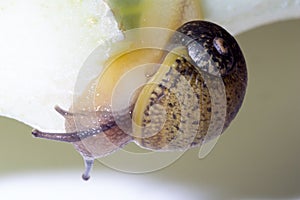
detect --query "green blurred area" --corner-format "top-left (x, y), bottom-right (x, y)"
top-left (0, 19), bottom-right (300, 199)
top-left (106, 0), bottom-right (143, 30)
top-left (0, 117), bottom-right (83, 173)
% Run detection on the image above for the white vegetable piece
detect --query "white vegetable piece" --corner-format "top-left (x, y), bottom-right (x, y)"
top-left (0, 0), bottom-right (122, 131)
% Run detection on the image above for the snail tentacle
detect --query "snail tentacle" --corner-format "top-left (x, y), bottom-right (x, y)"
top-left (32, 120), bottom-right (116, 143)
top-left (82, 158), bottom-right (94, 181)
top-left (55, 105), bottom-right (87, 118)
top-left (32, 105), bottom-right (134, 143)
top-left (32, 129), bottom-right (81, 142)
top-left (54, 105), bottom-right (75, 117)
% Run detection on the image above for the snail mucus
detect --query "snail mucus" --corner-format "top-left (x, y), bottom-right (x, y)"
top-left (32, 20), bottom-right (247, 180)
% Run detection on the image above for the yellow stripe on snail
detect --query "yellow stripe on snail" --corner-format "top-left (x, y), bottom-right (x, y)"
top-left (133, 47), bottom-right (204, 151)
top-left (132, 49), bottom-right (179, 133)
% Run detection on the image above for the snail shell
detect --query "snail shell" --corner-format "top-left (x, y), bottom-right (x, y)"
top-left (32, 20), bottom-right (247, 180)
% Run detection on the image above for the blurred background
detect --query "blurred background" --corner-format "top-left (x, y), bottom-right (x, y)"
top-left (0, 19), bottom-right (299, 199)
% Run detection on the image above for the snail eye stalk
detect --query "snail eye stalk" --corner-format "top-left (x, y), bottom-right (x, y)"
top-left (54, 105), bottom-right (75, 118)
top-left (32, 129), bottom-right (82, 143)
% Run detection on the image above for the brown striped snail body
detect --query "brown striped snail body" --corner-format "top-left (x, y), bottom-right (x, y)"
top-left (32, 20), bottom-right (247, 180)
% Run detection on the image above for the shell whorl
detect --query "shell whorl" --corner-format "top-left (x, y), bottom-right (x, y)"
top-left (169, 20), bottom-right (244, 77)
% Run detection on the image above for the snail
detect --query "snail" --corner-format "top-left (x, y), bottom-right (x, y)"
top-left (32, 20), bottom-right (247, 180)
